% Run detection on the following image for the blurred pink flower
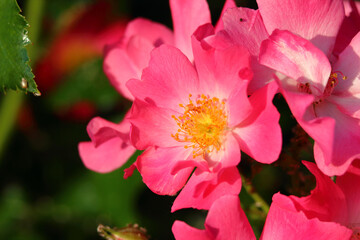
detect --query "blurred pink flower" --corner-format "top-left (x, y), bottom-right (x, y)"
top-left (172, 195), bottom-right (256, 240)
top-left (125, 24), bottom-right (281, 210)
top-left (35, 0), bottom-right (127, 93)
top-left (261, 161), bottom-right (360, 240)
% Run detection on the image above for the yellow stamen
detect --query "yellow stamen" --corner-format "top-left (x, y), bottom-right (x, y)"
top-left (171, 94), bottom-right (228, 158)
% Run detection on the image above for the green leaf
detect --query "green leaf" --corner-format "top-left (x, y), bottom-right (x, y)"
top-left (0, 0), bottom-right (39, 94)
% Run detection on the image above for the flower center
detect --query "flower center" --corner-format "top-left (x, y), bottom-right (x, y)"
top-left (171, 94), bottom-right (228, 158)
top-left (297, 71), bottom-right (347, 104)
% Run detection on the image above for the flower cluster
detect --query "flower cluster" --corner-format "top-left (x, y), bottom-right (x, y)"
top-left (79, 0), bottom-right (360, 239)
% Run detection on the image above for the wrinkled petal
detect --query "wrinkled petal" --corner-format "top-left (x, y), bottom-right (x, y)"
top-left (129, 99), bottom-right (181, 150)
top-left (259, 29), bottom-right (332, 97)
top-left (78, 116), bottom-right (135, 173)
top-left (222, 7), bottom-right (274, 93)
top-left (257, 0), bottom-right (345, 56)
top-left (171, 167), bottom-right (241, 212)
top-left (261, 193), bottom-right (353, 240)
top-left (136, 146), bottom-right (193, 195)
top-left (127, 45), bottom-right (199, 112)
top-left (170, 0), bottom-right (211, 60)
top-left (233, 81), bottom-right (281, 164)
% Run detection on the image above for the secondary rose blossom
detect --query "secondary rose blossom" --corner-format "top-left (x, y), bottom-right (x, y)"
top-left (217, 0), bottom-right (360, 175)
top-left (172, 195), bottom-right (256, 240)
top-left (261, 161), bottom-right (360, 240)
top-left (259, 29), bottom-right (360, 176)
top-left (125, 24), bottom-right (281, 210)
top-left (214, 0), bottom-right (357, 94)
top-left (78, 0), bottom-right (236, 173)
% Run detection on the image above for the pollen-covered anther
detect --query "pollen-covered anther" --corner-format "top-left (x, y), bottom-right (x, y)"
top-left (298, 82), bottom-right (312, 94)
top-left (323, 71), bottom-right (346, 97)
top-left (171, 94), bottom-right (228, 158)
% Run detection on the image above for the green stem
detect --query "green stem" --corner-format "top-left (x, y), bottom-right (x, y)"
top-left (243, 179), bottom-right (270, 214)
top-left (0, 0), bottom-right (44, 160)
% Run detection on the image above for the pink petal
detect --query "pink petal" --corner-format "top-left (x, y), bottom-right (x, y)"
top-left (287, 161), bottom-right (348, 223)
top-left (222, 7), bottom-right (274, 93)
top-left (233, 81), bottom-right (281, 164)
top-left (126, 44), bottom-right (199, 113)
top-left (344, 0), bottom-right (360, 16)
top-left (191, 25), bottom-right (252, 97)
top-left (312, 102), bottom-right (360, 176)
top-left (103, 36), bottom-right (153, 100)
top-left (257, 0), bottom-right (345, 56)
top-left (205, 133), bottom-right (241, 170)
top-left (78, 116), bottom-right (135, 173)
top-left (172, 221), bottom-right (210, 240)
top-left (333, 0), bottom-right (360, 55)
top-left (123, 18), bottom-right (174, 46)
top-left (227, 80), bottom-right (253, 127)
top-left (136, 146), bottom-right (193, 195)
top-left (171, 167), bottom-right (242, 212)
top-left (329, 93), bottom-right (360, 119)
top-left (78, 139), bottom-right (135, 174)
top-left (129, 99), bottom-right (182, 150)
top-left (337, 161), bottom-right (360, 226)
top-left (331, 32), bottom-right (360, 118)
top-left (170, 0), bottom-right (211, 60)
top-left (214, 0), bottom-right (237, 32)
top-left (174, 195), bottom-right (256, 240)
top-left (205, 195), bottom-right (256, 240)
top-left (259, 29), bottom-right (332, 97)
top-left (261, 193), bottom-right (353, 240)
top-left (333, 32), bottom-right (360, 95)
top-left (223, 8), bottom-right (268, 58)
